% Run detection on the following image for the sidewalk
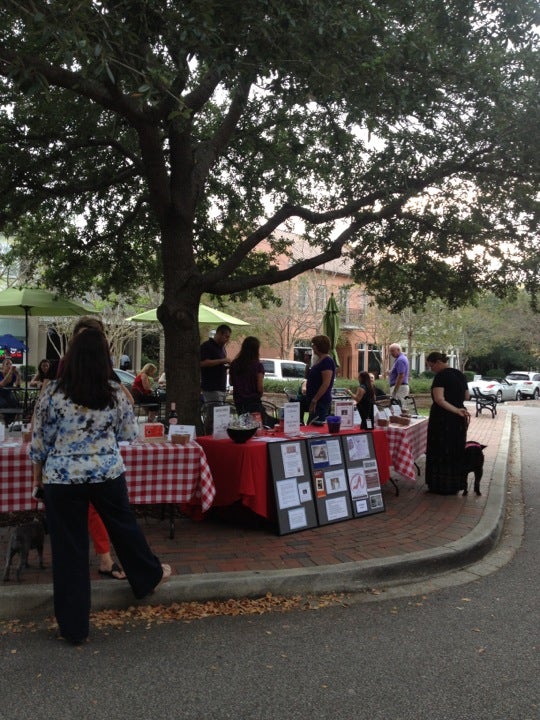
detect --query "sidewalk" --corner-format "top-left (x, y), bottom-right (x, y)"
top-left (0, 404), bottom-right (512, 620)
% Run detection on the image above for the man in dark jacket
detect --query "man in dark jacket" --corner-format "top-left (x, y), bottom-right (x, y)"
top-left (200, 325), bottom-right (232, 403)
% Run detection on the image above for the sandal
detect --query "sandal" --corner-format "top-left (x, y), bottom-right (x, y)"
top-left (98, 562), bottom-right (126, 580)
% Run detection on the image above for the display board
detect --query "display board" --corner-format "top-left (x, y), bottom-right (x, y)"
top-left (305, 435), bottom-right (353, 526)
top-left (267, 439), bottom-right (318, 535)
top-left (340, 433), bottom-right (385, 517)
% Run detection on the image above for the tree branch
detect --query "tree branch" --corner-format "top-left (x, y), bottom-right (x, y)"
top-left (183, 67), bottom-right (222, 114)
top-left (207, 218), bottom-right (366, 294)
top-left (0, 47), bottom-right (145, 125)
top-left (203, 146), bottom-right (500, 291)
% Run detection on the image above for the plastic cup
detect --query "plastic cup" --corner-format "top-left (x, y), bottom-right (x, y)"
top-left (326, 416), bottom-right (341, 434)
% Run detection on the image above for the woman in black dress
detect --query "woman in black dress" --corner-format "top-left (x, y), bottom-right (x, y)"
top-left (425, 352), bottom-right (470, 494)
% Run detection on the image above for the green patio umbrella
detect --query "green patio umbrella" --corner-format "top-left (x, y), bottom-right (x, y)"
top-left (127, 303), bottom-right (249, 326)
top-left (0, 287), bottom-right (93, 403)
top-left (322, 293), bottom-right (340, 368)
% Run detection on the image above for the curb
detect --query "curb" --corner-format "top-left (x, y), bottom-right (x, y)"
top-left (0, 413), bottom-right (512, 621)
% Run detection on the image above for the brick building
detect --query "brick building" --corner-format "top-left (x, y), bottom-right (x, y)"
top-left (253, 232), bottom-right (383, 381)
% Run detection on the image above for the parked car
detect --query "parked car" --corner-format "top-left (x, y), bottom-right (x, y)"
top-left (261, 358), bottom-right (307, 381)
top-left (467, 376), bottom-right (523, 403)
top-left (113, 368), bottom-right (136, 390)
top-left (505, 371), bottom-right (540, 399)
top-left (113, 368), bottom-right (167, 403)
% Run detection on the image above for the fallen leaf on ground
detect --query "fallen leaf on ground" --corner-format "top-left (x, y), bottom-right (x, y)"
top-left (0, 592), bottom-right (351, 635)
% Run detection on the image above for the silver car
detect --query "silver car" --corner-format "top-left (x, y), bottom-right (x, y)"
top-left (113, 368), bottom-right (136, 390)
top-left (468, 377), bottom-right (522, 403)
top-left (505, 371), bottom-right (540, 399)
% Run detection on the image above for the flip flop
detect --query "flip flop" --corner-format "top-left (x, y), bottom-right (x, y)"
top-left (98, 562), bottom-right (126, 580)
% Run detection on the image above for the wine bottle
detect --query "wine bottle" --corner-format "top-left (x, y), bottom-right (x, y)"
top-left (168, 402), bottom-right (178, 426)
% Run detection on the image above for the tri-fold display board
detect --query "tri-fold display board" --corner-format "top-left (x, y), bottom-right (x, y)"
top-left (267, 439), bottom-right (318, 534)
top-left (268, 432), bottom-right (385, 535)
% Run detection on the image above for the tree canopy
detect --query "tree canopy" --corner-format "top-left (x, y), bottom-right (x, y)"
top-left (0, 0), bottom-right (538, 422)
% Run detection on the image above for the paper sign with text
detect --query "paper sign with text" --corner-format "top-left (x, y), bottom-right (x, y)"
top-left (283, 402), bottom-right (301, 435)
top-left (169, 424), bottom-right (195, 441)
top-left (212, 405), bottom-right (231, 439)
top-left (333, 400), bottom-right (355, 429)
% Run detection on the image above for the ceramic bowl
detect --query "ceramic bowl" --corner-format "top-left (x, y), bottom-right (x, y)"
top-left (226, 426), bottom-right (258, 444)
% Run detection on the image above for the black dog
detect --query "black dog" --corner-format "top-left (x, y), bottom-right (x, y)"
top-left (3, 517), bottom-right (46, 582)
top-left (462, 442), bottom-right (486, 496)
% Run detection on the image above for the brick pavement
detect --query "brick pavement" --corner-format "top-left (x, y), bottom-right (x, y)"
top-left (0, 403), bottom-right (508, 587)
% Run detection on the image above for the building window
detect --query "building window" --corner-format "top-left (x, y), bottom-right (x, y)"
top-left (298, 280), bottom-right (308, 310)
top-left (338, 288), bottom-right (349, 324)
top-left (315, 285), bottom-right (327, 312)
top-left (359, 291), bottom-right (369, 317)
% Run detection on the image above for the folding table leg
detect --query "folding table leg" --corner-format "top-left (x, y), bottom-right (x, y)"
top-left (158, 503), bottom-right (175, 539)
top-left (168, 505), bottom-right (175, 540)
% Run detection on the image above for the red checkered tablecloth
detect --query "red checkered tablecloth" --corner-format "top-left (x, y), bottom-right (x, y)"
top-left (122, 442), bottom-right (215, 511)
top-left (385, 418), bottom-right (428, 482)
top-left (0, 441), bottom-right (216, 513)
top-left (0, 443), bottom-right (35, 512)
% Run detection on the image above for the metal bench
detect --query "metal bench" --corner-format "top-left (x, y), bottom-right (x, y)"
top-left (1, 408), bottom-right (24, 427)
top-left (471, 386), bottom-right (497, 418)
top-left (332, 388), bottom-right (352, 399)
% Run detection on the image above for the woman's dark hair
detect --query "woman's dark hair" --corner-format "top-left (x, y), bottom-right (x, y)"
top-left (358, 371), bottom-right (375, 401)
top-left (57, 328), bottom-right (117, 409)
top-left (37, 359), bottom-right (50, 381)
top-left (72, 316), bottom-right (105, 335)
top-left (426, 351), bottom-right (448, 364)
top-left (311, 335), bottom-right (331, 355)
top-left (230, 336), bottom-right (260, 375)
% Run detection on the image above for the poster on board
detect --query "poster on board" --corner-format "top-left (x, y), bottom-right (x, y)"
top-left (340, 433), bottom-right (385, 517)
top-left (306, 435), bottom-right (353, 526)
top-left (267, 440), bottom-right (318, 535)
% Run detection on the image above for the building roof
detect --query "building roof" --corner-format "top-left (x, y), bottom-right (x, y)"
top-left (272, 230), bottom-right (353, 277)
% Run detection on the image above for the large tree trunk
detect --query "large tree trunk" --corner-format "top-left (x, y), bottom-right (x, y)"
top-left (158, 220), bottom-right (204, 431)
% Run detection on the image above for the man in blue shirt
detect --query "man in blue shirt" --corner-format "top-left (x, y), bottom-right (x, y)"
top-left (389, 343), bottom-right (410, 401)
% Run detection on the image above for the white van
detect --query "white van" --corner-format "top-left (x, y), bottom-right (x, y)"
top-left (262, 358), bottom-right (307, 381)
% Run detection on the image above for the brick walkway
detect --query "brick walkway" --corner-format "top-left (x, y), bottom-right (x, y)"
top-left (0, 403), bottom-right (507, 586)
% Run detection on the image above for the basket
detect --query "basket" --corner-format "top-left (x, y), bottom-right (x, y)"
top-left (389, 415), bottom-right (411, 426)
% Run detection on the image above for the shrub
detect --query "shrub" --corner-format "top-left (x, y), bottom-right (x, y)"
top-left (486, 368), bottom-right (506, 378)
top-left (264, 379), bottom-right (303, 394)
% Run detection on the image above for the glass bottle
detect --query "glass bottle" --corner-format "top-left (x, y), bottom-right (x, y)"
top-left (168, 402), bottom-right (178, 426)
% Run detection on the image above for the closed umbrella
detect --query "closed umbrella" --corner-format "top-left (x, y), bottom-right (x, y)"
top-left (0, 287), bottom-right (93, 409)
top-left (127, 303), bottom-right (249, 326)
top-left (322, 293), bottom-right (340, 368)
